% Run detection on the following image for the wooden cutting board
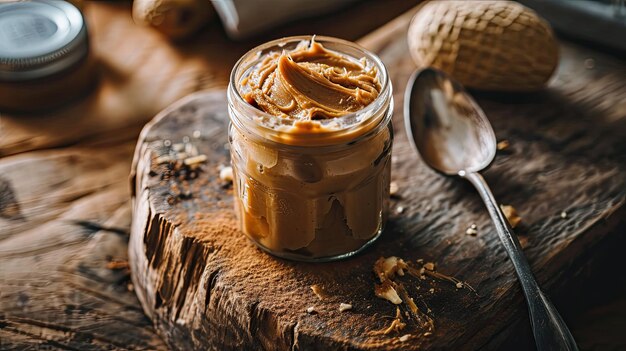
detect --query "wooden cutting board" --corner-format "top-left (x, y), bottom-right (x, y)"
top-left (128, 6), bottom-right (626, 351)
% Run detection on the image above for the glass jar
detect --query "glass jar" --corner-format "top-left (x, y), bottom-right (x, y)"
top-left (228, 36), bottom-right (393, 262)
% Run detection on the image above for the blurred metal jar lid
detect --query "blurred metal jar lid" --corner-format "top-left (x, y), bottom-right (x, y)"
top-left (0, 0), bottom-right (88, 82)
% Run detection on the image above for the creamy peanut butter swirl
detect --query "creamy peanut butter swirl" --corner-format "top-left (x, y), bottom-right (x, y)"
top-left (242, 39), bottom-right (381, 119)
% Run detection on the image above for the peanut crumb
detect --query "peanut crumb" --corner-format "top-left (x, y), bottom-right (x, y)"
top-left (399, 334), bottom-right (411, 342)
top-left (497, 140), bottom-right (510, 151)
top-left (375, 281), bottom-right (402, 304)
top-left (310, 284), bottom-right (327, 300)
top-left (455, 282), bottom-right (463, 289)
top-left (429, 288), bottom-right (435, 294)
top-left (156, 155), bottom-right (174, 164)
top-left (306, 306), bottom-right (316, 314)
top-left (374, 256), bottom-right (408, 281)
top-left (423, 332), bottom-right (433, 337)
top-left (396, 206), bottom-right (405, 214)
top-left (192, 130), bottom-right (201, 138)
top-left (184, 154), bottom-right (207, 166)
top-left (423, 262), bottom-right (435, 271)
top-left (373, 257), bottom-right (435, 331)
top-left (465, 226), bottom-right (478, 236)
top-left (389, 182), bottom-right (399, 196)
top-left (500, 204), bottom-right (522, 228)
top-left (339, 303), bottom-right (352, 312)
top-left (219, 166), bottom-right (233, 183)
top-left (560, 211), bottom-right (568, 219)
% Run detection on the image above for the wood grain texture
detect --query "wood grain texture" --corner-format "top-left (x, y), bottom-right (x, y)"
top-left (0, 143), bottom-right (166, 350)
top-left (128, 28), bottom-right (626, 349)
top-left (0, 1), bottom-right (426, 349)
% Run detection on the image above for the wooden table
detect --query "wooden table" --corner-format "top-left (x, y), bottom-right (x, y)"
top-left (1, 1), bottom-right (625, 350)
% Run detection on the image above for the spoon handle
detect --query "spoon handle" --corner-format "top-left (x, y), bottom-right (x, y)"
top-left (464, 171), bottom-right (579, 351)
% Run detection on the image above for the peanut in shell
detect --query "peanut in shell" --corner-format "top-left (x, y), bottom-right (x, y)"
top-left (408, 1), bottom-right (559, 91)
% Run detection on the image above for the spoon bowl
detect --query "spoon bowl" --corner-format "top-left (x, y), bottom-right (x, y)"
top-left (404, 68), bottom-right (496, 175)
top-left (404, 68), bottom-right (578, 351)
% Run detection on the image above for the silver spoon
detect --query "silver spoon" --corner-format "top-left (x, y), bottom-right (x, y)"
top-left (404, 68), bottom-right (578, 351)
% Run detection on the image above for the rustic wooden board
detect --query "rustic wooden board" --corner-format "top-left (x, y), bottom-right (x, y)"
top-left (128, 20), bottom-right (626, 349)
top-left (0, 1), bottom-right (427, 350)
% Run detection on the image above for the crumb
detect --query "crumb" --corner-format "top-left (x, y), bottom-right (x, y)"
top-left (416, 259), bottom-right (424, 264)
top-left (184, 154), bottom-right (207, 166)
top-left (375, 281), bottom-right (402, 304)
top-left (389, 182), bottom-right (399, 196)
top-left (500, 204), bottom-right (522, 228)
top-left (306, 306), bottom-right (316, 314)
top-left (423, 332), bottom-right (433, 337)
top-left (339, 303), bottom-right (352, 312)
top-left (399, 334), bottom-right (411, 342)
top-left (396, 206), bottom-right (405, 214)
top-left (156, 155), bottom-right (174, 164)
top-left (560, 211), bottom-right (567, 219)
top-left (429, 288), bottom-right (435, 294)
top-left (310, 284), bottom-right (327, 300)
top-left (465, 226), bottom-right (478, 236)
top-left (373, 257), bottom-right (435, 331)
top-left (219, 166), bottom-right (233, 182)
top-left (456, 282), bottom-right (463, 289)
top-left (192, 130), bottom-right (201, 138)
top-left (497, 140), bottom-right (510, 151)
top-left (374, 257), bottom-right (408, 281)
top-left (423, 262), bottom-right (435, 271)
top-left (127, 283), bottom-right (134, 292)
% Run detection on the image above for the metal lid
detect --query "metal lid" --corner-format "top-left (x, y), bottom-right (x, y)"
top-left (0, 0), bottom-right (88, 81)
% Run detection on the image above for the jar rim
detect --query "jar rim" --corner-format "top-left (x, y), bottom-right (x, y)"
top-left (228, 35), bottom-right (391, 146)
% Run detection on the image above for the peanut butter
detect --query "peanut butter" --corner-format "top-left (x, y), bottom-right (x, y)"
top-left (241, 39), bottom-right (381, 120)
top-left (228, 36), bottom-right (393, 261)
